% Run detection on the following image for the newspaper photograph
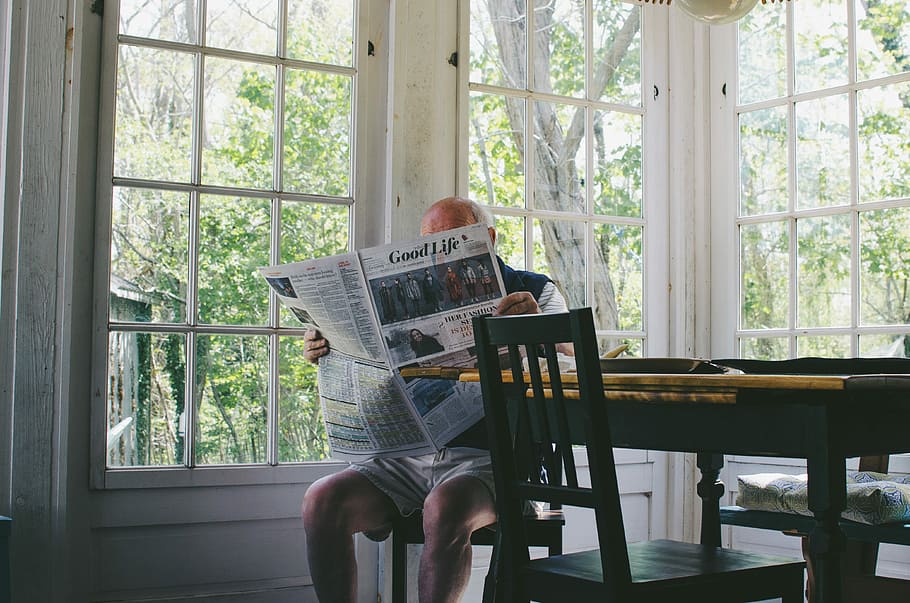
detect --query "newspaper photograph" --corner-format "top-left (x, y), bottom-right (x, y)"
top-left (259, 224), bottom-right (506, 459)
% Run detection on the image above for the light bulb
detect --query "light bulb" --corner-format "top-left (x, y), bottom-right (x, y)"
top-left (675, 0), bottom-right (760, 25)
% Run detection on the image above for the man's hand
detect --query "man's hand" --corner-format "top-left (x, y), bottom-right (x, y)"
top-left (493, 291), bottom-right (540, 316)
top-left (304, 329), bottom-right (330, 364)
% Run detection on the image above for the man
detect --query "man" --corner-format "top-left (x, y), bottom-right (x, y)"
top-left (421, 268), bottom-right (443, 313)
top-left (377, 280), bottom-right (395, 323)
top-left (301, 197), bottom-right (569, 603)
top-left (404, 272), bottom-right (422, 317)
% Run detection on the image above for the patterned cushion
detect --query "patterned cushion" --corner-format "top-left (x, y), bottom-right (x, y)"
top-left (736, 471), bottom-right (910, 525)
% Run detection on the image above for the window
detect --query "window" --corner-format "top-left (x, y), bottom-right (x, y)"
top-left (97, 0), bottom-right (363, 479)
top-left (714, 0), bottom-right (910, 358)
top-left (461, 0), bottom-right (666, 355)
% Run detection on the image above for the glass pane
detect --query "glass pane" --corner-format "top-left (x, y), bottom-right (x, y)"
top-left (859, 333), bottom-right (910, 358)
top-left (494, 214), bottom-right (526, 270)
top-left (856, 0), bottom-right (910, 82)
top-left (794, 0), bottom-right (848, 93)
top-left (860, 207), bottom-right (910, 325)
top-left (740, 336), bottom-right (789, 359)
top-left (283, 69), bottom-right (352, 196)
top-left (195, 334), bottom-right (269, 465)
top-left (468, 93), bottom-right (526, 209)
top-left (738, 4), bottom-right (787, 105)
top-left (598, 335), bottom-right (641, 358)
top-left (115, 46), bottom-right (194, 182)
top-left (110, 187), bottom-right (189, 323)
top-left (533, 219), bottom-right (585, 309)
top-left (593, 223), bottom-right (642, 331)
top-left (797, 335), bottom-right (851, 357)
top-left (593, 0), bottom-right (641, 106)
top-left (533, 101), bottom-right (585, 213)
top-left (107, 331), bottom-right (185, 467)
top-left (202, 57), bottom-right (274, 189)
top-left (279, 337), bottom-right (328, 462)
top-left (470, 0), bottom-right (527, 88)
top-left (740, 106), bottom-right (789, 216)
top-left (593, 110), bottom-right (641, 218)
top-left (287, 0), bottom-right (355, 66)
top-left (119, 0), bottom-right (197, 43)
top-left (797, 214), bottom-right (851, 327)
top-left (795, 94), bottom-right (850, 209)
top-left (206, 0), bottom-right (279, 56)
top-left (533, 0), bottom-right (584, 98)
top-left (741, 221), bottom-right (790, 330)
top-left (198, 195), bottom-right (271, 326)
top-left (280, 201), bottom-right (351, 327)
top-left (858, 81), bottom-right (910, 203)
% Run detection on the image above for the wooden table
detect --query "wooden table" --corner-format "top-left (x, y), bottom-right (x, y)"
top-left (404, 367), bottom-right (910, 603)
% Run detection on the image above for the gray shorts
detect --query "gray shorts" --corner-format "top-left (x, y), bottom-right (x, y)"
top-left (350, 446), bottom-right (495, 518)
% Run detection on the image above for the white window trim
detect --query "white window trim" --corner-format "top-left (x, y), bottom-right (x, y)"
top-left (90, 0), bottom-right (392, 489)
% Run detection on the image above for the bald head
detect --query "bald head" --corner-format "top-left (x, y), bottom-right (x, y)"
top-left (420, 197), bottom-right (496, 245)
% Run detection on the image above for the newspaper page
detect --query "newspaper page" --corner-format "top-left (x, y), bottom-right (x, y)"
top-left (357, 224), bottom-right (505, 447)
top-left (260, 224), bottom-right (506, 460)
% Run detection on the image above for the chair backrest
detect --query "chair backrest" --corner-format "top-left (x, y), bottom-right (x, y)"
top-left (473, 307), bottom-right (632, 594)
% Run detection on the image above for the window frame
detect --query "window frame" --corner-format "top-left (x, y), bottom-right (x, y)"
top-left (709, 1), bottom-right (910, 357)
top-left (91, 0), bottom-right (389, 489)
top-left (454, 0), bottom-right (670, 356)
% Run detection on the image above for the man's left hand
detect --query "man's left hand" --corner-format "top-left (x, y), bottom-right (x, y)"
top-left (493, 291), bottom-right (540, 316)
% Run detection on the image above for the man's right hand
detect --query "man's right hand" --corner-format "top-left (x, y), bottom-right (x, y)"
top-left (304, 329), bottom-right (330, 364)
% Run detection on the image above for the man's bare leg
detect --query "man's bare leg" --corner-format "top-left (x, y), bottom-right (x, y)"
top-left (302, 468), bottom-right (399, 603)
top-left (418, 475), bottom-right (497, 603)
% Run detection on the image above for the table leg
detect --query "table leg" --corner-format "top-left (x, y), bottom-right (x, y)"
top-left (696, 453), bottom-right (725, 547)
top-left (807, 454), bottom-right (847, 603)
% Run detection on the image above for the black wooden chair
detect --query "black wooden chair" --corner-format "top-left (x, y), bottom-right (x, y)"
top-left (389, 426), bottom-right (565, 603)
top-left (472, 308), bottom-right (806, 602)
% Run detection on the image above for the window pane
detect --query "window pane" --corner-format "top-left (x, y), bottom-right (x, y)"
top-left (593, 0), bottom-right (641, 106)
top-left (115, 46), bottom-right (194, 182)
top-left (794, 0), bottom-right (848, 93)
top-left (593, 110), bottom-right (641, 218)
top-left (533, 100), bottom-right (585, 213)
top-left (280, 201), bottom-right (351, 327)
top-left (198, 195), bottom-right (271, 326)
top-left (279, 337), bottom-right (328, 462)
top-left (206, 0), bottom-right (279, 56)
top-left (534, 0), bottom-right (585, 97)
top-left (107, 332), bottom-right (185, 467)
top-left (470, 0), bottom-right (527, 88)
top-left (533, 219), bottom-right (585, 309)
top-left (593, 223), bottom-right (642, 331)
top-left (860, 207), bottom-right (910, 326)
top-left (740, 106), bottom-right (789, 216)
top-left (195, 334), bottom-right (269, 465)
top-left (119, 0), bottom-right (197, 43)
top-left (202, 57), bottom-right (275, 189)
top-left (796, 94), bottom-right (849, 209)
top-left (858, 81), bottom-right (910, 203)
top-left (856, 0), bottom-right (910, 82)
top-left (797, 334), bottom-right (851, 357)
top-left (110, 187), bottom-right (189, 324)
top-left (494, 214), bottom-right (526, 270)
top-left (600, 335), bottom-right (642, 358)
top-left (738, 4), bottom-right (787, 105)
top-left (859, 333), bottom-right (910, 358)
top-left (741, 221), bottom-right (789, 329)
top-left (797, 214), bottom-right (851, 328)
top-left (287, 0), bottom-right (355, 66)
top-left (283, 69), bottom-right (352, 195)
top-left (468, 93), bottom-right (526, 209)
top-left (740, 336), bottom-right (789, 359)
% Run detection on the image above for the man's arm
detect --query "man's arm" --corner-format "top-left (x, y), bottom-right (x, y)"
top-left (493, 284), bottom-right (574, 355)
top-left (304, 329), bottom-right (330, 364)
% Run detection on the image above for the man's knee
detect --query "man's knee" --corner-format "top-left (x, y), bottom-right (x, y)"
top-left (422, 478), bottom-right (495, 544)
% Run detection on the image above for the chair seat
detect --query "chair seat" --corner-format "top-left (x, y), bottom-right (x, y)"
top-left (523, 540), bottom-right (805, 601)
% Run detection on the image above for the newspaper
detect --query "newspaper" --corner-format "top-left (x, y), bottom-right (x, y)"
top-left (259, 224), bottom-right (506, 461)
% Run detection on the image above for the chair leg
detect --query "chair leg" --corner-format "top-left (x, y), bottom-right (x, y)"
top-left (481, 531), bottom-right (502, 603)
top-left (392, 534), bottom-right (407, 603)
top-left (781, 570), bottom-right (807, 603)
